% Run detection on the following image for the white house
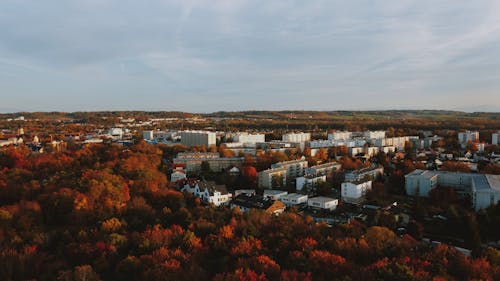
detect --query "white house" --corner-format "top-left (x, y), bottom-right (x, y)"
top-left (341, 180), bottom-right (372, 204)
top-left (263, 190), bottom-right (288, 200)
top-left (307, 196), bottom-right (339, 211)
top-left (279, 193), bottom-right (308, 206)
top-left (181, 181), bottom-right (232, 206)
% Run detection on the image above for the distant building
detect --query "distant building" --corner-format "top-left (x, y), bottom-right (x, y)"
top-left (233, 133), bottom-right (266, 144)
top-left (296, 174), bottom-right (326, 191)
top-left (173, 152), bottom-right (244, 173)
top-left (341, 179), bottom-right (372, 204)
top-left (307, 196), bottom-right (339, 211)
top-left (305, 162), bottom-right (341, 176)
top-left (458, 131), bottom-right (479, 144)
top-left (364, 131), bottom-right (386, 140)
top-left (282, 132), bottom-right (311, 143)
top-left (328, 131), bottom-right (352, 141)
top-left (492, 131), bottom-right (500, 145)
top-left (271, 157), bottom-right (308, 181)
top-left (405, 169), bottom-right (500, 210)
top-left (180, 130), bottom-right (216, 147)
top-left (258, 167), bottom-right (287, 189)
top-left (279, 193), bottom-right (308, 206)
top-left (230, 194), bottom-right (286, 215)
top-left (344, 164), bottom-right (384, 182)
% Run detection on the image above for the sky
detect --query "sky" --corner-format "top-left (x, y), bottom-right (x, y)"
top-left (1, 0), bottom-right (500, 113)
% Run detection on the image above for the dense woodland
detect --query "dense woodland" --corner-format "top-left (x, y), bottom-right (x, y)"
top-left (1, 142), bottom-right (500, 281)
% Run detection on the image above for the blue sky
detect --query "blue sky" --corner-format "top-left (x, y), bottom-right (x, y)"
top-left (1, 0), bottom-right (500, 113)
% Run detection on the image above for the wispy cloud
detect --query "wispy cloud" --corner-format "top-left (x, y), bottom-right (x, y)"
top-left (0, 0), bottom-right (499, 112)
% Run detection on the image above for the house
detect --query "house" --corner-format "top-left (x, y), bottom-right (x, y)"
top-left (341, 179), bottom-right (372, 204)
top-left (263, 190), bottom-right (288, 200)
top-left (230, 194), bottom-right (286, 215)
top-left (181, 180), bottom-right (232, 206)
top-left (279, 193), bottom-right (308, 207)
top-left (307, 196), bottom-right (339, 211)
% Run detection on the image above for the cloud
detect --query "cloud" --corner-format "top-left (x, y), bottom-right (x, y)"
top-left (0, 0), bottom-right (499, 112)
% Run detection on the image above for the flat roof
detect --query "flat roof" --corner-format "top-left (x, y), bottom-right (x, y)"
top-left (308, 196), bottom-right (338, 203)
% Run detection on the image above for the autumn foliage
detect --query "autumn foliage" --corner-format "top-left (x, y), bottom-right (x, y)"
top-left (0, 143), bottom-right (499, 280)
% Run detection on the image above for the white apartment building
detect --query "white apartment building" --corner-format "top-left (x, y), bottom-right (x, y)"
top-left (458, 131), bottom-right (479, 144)
top-left (233, 133), bottom-right (266, 144)
top-left (364, 131), bottom-right (386, 140)
top-left (282, 132), bottom-right (311, 143)
top-left (258, 167), bottom-right (287, 189)
top-left (296, 174), bottom-right (327, 191)
top-left (405, 169), bottom-right (500, 210)
top-left (328, 131), bottom-right (352, 141)
top-left (173, 152), bottom-right (244, 173)
top-left (180, 130), bottom-right (216, 147)
top-left (305, 162), bottom-right (341, 176)
top-left (271, 157), bottom-right (308, 180)
top-left (307, 197), bottom-right (339, 211)
top-left (279, 193), bottom-right (308, 206)
top-left (492, 131), bottom-right (500, 145)
top-left (341, 180), bottom-right (372, 204)
top-left (344, 165), bottom-right (384, 182)
top-left (309, 139), bottom-right (366, 149)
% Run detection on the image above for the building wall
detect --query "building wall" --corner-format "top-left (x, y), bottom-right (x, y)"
top-left (180, 131), bottom-right (216, 147)
top-left (492, 132), bottom-right (500, 145)
top-left (341, 181), bottom-right (372, 201)
top-left (282, 133), bottom-right (311, 143)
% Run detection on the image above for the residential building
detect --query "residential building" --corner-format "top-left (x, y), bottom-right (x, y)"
top-left (230, 194), bottom-right (286, 215)
top-left (233, 133), bottom-right (266, 144)
top-left (305, 162), bottom-right (341, 176)
top-left (180, 130), bottom-right (216, 147)
top-left (173, 152), bottom-right (244, 173)
top-left (364, 131), bottom-right (386, 140)
top-left (328, 131), bottom-right (352, 141)
top-left (341, 179), bottom-right (372, 204)
top-left (296, 174), bottom-right (326, 191)
top-left (271, 157), bottom-right (308, 180)
top-left (307, 196), bottom-right (339, 211)
top-left (181, 180), bottom-right (232, 206)
top-left (258, 167), bottom-right (287, 189)
top-left (458, 131), bottom-right (479, 144)
top-left (344, 164), bottom-right (384, 182)
top-left (492, 131), bottom-right (500, 145)
top-left (279, 193), bottom-right (308, 206)
top-left (282, 132), bottom-right (311, 143)
top-left (263, 190), bottom-right (288, 200)
top-left (405, 169), bottom-right (500, 210)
